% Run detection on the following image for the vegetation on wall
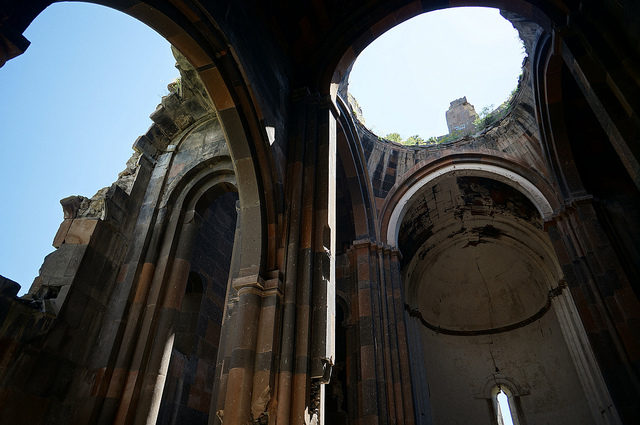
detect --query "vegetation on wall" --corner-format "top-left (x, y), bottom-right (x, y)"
top-left (385, 133), bottom-right (403, 143)
top-left (353, 80), bottom-right (521, 147)
top-left (383, 133), bottom-right (438, 146)
top-left (167, 77), bottom-right (182, 95)
top-left (472, 86), bottom-right (518, 130)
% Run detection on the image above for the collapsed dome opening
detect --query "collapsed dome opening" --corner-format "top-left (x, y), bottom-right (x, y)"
top-left (347, 7), bottom-right (527, 146)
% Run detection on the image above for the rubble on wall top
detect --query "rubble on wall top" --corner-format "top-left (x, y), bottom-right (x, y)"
top-left (449, 97), bottom-right (469, 107)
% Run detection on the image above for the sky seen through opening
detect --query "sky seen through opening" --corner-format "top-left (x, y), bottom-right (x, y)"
top-left (348, 7), bottom-right (525, 140)
top-left (2, 4), bottom-right (523, 296)
top-left (0, 3), bottom-right (178, 295)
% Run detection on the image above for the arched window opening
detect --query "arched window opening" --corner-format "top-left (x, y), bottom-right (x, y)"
top-left (492, 386), bottom-right (520, 425)
top-left (496, 389), bottom-right (514, 425)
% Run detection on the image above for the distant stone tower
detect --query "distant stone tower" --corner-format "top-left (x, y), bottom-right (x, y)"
top-left (445, 96), bottom-right (478, 135)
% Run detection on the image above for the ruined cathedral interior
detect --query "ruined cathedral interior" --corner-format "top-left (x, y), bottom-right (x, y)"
top-left (1, 1), bottom-right (640, 425)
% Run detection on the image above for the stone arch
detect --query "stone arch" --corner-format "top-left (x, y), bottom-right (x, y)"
top-left (381, 156), bottom-right (560, 248)
top-left (325, 0), bottom-right (558, 98)
top-left (536, 35), bottom-right (640, 292)
top-left (335, 95), bottom-right (378, 241)
top-left (386, 158), bottom-right (621, 425)
top-left (152, 173), bottom-right (239, 425)
top-left (102, 150), bottom-right (240, 424)
top-left (2, 0), bottom-right (277, 273)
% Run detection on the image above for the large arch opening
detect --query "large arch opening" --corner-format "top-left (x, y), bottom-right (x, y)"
top-left (347, 7), bottom-right (526, 146)
top-left (0, 2), bottom-right (178, 294)
top-left (0, 0), bottom-right (275, 282)
top-left (397, 172), bottom-right (597, 425)
top-left (0, 1), bottom-right (272, 418)
top-left (324, 1), bottom-right (637, 423)
top-left (157, 188), bottom-right (239, 425)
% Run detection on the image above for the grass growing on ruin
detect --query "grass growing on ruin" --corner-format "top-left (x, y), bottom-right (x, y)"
top-left (377, 84), bottom-right (520, 147)
top-left (348, 76), bottom-right (521, 148)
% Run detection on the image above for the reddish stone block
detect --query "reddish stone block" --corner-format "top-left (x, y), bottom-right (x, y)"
top-left (65, 218), bottom-right (99, 245)
top-left (52, 219), bottom-right (73, 248)
top-left (360, 345), bottom-right (375, 381)
top-left (199, 67), bottom-right (235, 111)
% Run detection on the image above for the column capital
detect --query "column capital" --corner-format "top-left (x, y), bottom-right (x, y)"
top-left (231, 270), bottom-right (283, 297)
top-left (232, 273), bottom-right (264, 293)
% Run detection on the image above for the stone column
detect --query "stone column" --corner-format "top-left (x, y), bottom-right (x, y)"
top-left (550, 280), bottom-right (622, 425)
top-left (209, 209), bottom-right (284, 425)
top-left (546, 199), bottom-right (640, 422)
top-left (96, 149), bottom-right (177, 425)
top-left (387, 248), bottom-right (416, 425)
top-left (348, 240), bottom-right (387, 424)
top-left (219, 274), bottom-right (267, 424)
top-left (211, 244), bottom-right (282, 423)
top-left (345, 240), bottom-right (416, 425)
top-left (132, 210), bottom-right (202, 425)
top-left (275, 89), bottom-right (336, 425)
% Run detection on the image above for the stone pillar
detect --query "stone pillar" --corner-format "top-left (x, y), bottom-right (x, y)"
top-left (348, 240), bottom-right (386, 424)
top-left (387, 248), bottom-right (416, 425)
top-left (275, 89), bottom-right (336, 425)
top-left (132, 210), bottom-right (202, 425)
top-left (211, 231), bottom-right (282, 424)
top-left (546, 199), bottom-right (640, 422)
top-left (220, 274), bottom-right (267, 424)
top-left (550, 280), bottom-right (622, 425)
top-left (95, 150), bottom-right (176, 425)
top-left (346, 240), bottom-right (416, 425)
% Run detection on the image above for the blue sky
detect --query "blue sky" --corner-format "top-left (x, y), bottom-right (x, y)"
top-left (349, 7), bottom-right (524, 138)
top-left (0, 3), bottom-right (177, 294)
top-left (0, 4), bottom-right (523, 296)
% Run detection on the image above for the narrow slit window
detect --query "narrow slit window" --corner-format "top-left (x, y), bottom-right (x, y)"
top-left (492, 386), bottom-right (520, 425)
top-left (496, 389), bottom-right (514, 425)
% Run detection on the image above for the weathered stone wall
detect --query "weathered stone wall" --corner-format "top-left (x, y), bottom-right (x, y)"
top-left (445, 96), bottom-right (478, 135)
top-left (359, 53), bottom-right (548, 211)
top-left (157, 191), bottom-right (238, 425)
top-left (0, 169), bottom-right (147, 423)
top-left (1, 1), bottom-right (640, 424)
top-left (355, 14), bottom-right (549, 214)
top-left (418, 311), bottom-right (595, 425)
top-left (0, 47), bottom-right (232, 424)
top-left (542, 59), bottom-right (640, 422)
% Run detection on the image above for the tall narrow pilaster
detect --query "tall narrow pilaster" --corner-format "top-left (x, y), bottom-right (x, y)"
top-left (277, 89), bottom-right (336, 424)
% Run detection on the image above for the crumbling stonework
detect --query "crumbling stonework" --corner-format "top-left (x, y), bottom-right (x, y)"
top-left (445, 96), bottom-right (478, 135)
top-left (1, 2), bottom-right (640, 425)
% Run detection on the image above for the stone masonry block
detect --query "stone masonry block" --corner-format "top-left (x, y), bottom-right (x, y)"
top-left (65, 219), bottom-right (99, 245)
